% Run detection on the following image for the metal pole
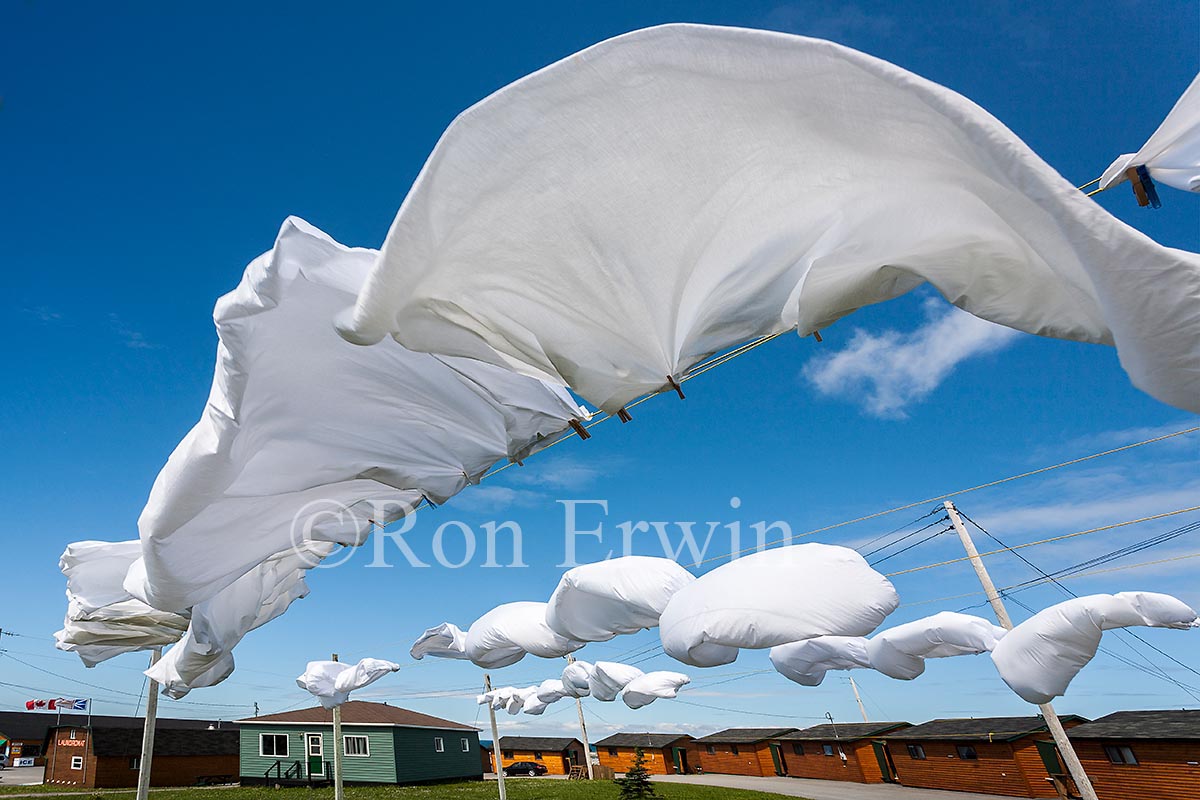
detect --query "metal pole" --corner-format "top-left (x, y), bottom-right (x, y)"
top-left (847, 677), bottom-right (869, 722)
top-left (944, 501), bottom-right (1098, 800)
top-left (567, 655), bottom-right (593, 779)
top-left (331, 653), bottom-right (344, 800)
top-left (484, 675), bottom-right (506, 800)
top-left (136, 650), bottom-right (161, 800)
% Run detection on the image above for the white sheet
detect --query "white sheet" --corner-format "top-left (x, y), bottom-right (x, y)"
top-left (340, 23), bottom-right (1200, 416)
top-left (1101, 73), bottom-right (1200, 192)
top-left (463, 601), bottom-right (585, 669)
top-left (991, 592), bottom-right (1198, 703)
top-left (621, 671), bottom-right (691, 709)
top-left (658, 543), bottom-right (898, 666)
top-left (866, 612), bottom-right (1006, 680)
top-left (296, 657), bottom-right (400, 709)
top-left (546, 556), bottom-right (696, 641)
top-left (769, 636), bottom-right (871, 686)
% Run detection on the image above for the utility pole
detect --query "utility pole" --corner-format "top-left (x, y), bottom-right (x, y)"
top-left (135, 649), bottom-right (162, 800)
top-left (567, 654), bottom-right (594, 779)
top-left (847, 677), bottom-right (869, 722)
top-left (484, 675), bottom-right (506, 800)
top-left (331, 653), bottom-right (345, 800)
top-left (944, 501), bottom-right (1098, 800)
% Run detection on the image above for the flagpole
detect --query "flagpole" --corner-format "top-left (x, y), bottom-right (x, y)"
top-left (50, 704), bottom-right (59, 783)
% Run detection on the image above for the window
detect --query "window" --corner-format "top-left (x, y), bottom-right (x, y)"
top-left (434, 737), bottom-right (445, 753)
top-left (502, 750), bottom-right (513, 759)
top-left (129, 757), bottom-right (140, 771)
top-left (608, 748), bottom-right (619, 757)
top-left (461, 738), bottom-right (470, 752)
top-left (344, 736), bottom-right (369, 757)
top-left (260, 733), bottom-right (289, 758)
top-left (71, 756), bottom-right (83, 770)
top-left (822, 744), bottom-right (835, 757)
top-left (730, 745), bottom-right (739, 756)
top-left (791, 743), bottom-right (804, 756)
top-left (906, 744), bottom-right (927, 760)
top-left (69, 730), bottom-right (77, 740)
top-left (533, 751), bottom-right (543, 760)
top-left (1104, 745), bottom-right (1138, 765)
top-left (955, 745), bottom-right (978, 760)
top-left (705, 745), bottom-right (715, 755)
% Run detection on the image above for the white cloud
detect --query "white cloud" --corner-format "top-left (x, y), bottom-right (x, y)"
top-left (803, 299), bottom-right (1020, 418)
top-left (449, 485), bottom-right (546, 514)
top-left (507, 454), bottom-right (618, 492)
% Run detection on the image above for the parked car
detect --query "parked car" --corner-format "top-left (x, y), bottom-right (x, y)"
top-left (503, 761), bottom-right (548, 777)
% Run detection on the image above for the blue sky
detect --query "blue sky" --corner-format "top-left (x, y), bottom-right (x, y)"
top-left (2, 1), bottom-right (1199, 738)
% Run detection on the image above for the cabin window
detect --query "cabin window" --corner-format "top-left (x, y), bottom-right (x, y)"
top-left (906, 744), bottom-right (926, 760)
top-left (260, 734), bottom-right (289, 758)
top-left (534, 751), bottom-right (543, 760)
top-left (791, 743), bottom-right (804, 756)
top-left (461, 738), bottom-right (470, 752)
top-left (730, 745), bottom-right (740, 756)
top-left (608, 748), bottom-right (619, 757)
top-left (502, 750), bottom-right (513, 759)
top-left (955, 745), bottom-right (978, 760)
top-left (705, 745), bottom-right (715, 755)
top-left (822, 744), bottom-right (835, 757)
top-left (129, 757), bottom-right (140, 770)
top-left (434, 737), bottom-right (445, 753)
top-left (344, 736), bottom-right (369, 757)
top-left (1104, 745), bottom-right (1138, 765)
top-left (71, 756), bottom-right (83, 770)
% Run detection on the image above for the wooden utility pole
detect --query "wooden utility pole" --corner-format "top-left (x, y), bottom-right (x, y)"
top-left (847, 677), bottom-right (869, 722)
top-left (484, 675), bottom-right (506, 800)
top-left (135, 649), bottom-right (162, 800)
top-left (567, 655), bottom-right (593, 779)
top-left (944, 501), bottom-right (1098, 800)
top-left (332, 653), bottom-right (344, 800)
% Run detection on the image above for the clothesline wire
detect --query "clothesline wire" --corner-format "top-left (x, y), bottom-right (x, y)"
top-left (865, 520), bottom-right (952, 566)
top-left (686, 425), bottom-right (1200, 568)
top-left (883, 504), bottom-right (1200, 577)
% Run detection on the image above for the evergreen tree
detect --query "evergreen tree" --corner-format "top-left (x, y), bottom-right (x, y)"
top-left (614, 747), bottom-right (661, 800)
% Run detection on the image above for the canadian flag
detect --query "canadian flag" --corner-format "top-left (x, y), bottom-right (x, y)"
top-left (25, 699), bottom-right (53, 710)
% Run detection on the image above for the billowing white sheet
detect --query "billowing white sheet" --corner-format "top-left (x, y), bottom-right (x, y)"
top-left (535, 679), bottom-right (569, 703)
top-left (561, 660), bottom-right (592, 697)
top-left (1101, 73), bottom-right (1200, 192)
top-left (621, 671), bottom-right (691, 709)
top-left (546, 556), bottom-right (696, 641)
top-left (410, 623), bottom-right (470, 660)
top-left (658, 544), bottom-right (898, 666)
top-left (296, 657), bottom-right (401, 709)
top-left (588, 661), bottom-right (645, 702)
top-left (463, 602), bottom-right (585, 668)
top-left (133, 217), bottom-right (586, 612)
top-left (55, 540), bottom-right (188, 668)
top-left (866, 612), bottom-right (1006, 680)
top-left (991, 592), bottom-right (1198, 704)
top-left (341, 23), bottom-right (1200, 415)
top-left (769, 636), bottom-right (870, 686)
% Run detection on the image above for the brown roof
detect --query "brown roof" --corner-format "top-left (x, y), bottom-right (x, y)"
top-left (239, 700), bottom-right (474, 730)
top-left (884, 715), bottom-right (1087, 743)
top-left (693, 728), bottom-right (797, 744)
top-left (779, 722), bottom-right (910, 741)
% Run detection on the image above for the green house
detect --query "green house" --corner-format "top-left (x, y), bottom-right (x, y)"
top-left (238, 700), bottom-right (482, 785)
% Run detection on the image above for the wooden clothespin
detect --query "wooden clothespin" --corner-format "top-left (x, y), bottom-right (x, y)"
top-left (569, 418), bottom-right (591, 440)
top-left (666, 375), bottom-right (686, 400)
top-left (616, 407), bottom-right (632, 423)
top-left (813, 330), bottom-right (823, 343)
top-left (1125, 165), bottom-right (1162, 208)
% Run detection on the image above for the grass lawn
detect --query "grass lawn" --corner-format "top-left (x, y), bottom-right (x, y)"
top-left (0, 781), bottom-right (808, 800)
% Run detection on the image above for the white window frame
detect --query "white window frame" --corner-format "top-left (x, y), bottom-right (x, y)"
top-left (259, 733), bottom-right (290, 758)
top-left (461, 738), bottom-right (470, 752)
top-left (71, 755), bottom-right (83, 770)
top-left (434, 737), bottom-right (445, 753)
top-left (344, 735), bottom-right (370, 758)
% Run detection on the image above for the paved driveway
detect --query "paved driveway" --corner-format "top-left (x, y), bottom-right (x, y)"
top-left (652, 773), bottom-right (1033, 800)
top-left (0, 766), bottom-right (45, 786)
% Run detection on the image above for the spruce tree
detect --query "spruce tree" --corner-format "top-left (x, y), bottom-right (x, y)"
top-left (614, 747), bottom-right (661, 800)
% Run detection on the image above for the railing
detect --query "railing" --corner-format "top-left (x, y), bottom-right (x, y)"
top-left (264, 760), bottom-right (282, 780)
top-left (286, 761), bottom-right (304, 780)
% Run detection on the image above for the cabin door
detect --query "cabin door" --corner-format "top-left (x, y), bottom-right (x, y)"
top-left (306, 733), bottom-right (325, 778)
top-left (768, 743), bottom-right (787, 776)
top-left (672, 747), bottom-right (688, 774)
top-left (871, 741), bottom-right (898, 783)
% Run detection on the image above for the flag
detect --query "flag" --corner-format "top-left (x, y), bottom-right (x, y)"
top-left (25, 699), bottom-right (51, 710)
top-left (24, 698), bottom-right (88, 711)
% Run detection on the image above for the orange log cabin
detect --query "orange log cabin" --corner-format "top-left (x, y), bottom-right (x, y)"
top-left (692, 728), bottom-right (797, 776)
top-left (1065, 709), bottom-right (1200, 800)
top-left (773, 722), bottom-right (910, 783)
top-left (595, 733), bottom-right (694, 774)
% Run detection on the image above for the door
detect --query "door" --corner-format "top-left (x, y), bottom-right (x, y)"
top-left (768, 743), bottom-right (787, 776)
top-left (306, 733), bottom-right (325, 778)
top-left (871, 741), bottom-right (898, 783)
top-left (1035, 740), bottom-right (1064, 777)
top-left (672, 747), bottom-right (688, 774)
